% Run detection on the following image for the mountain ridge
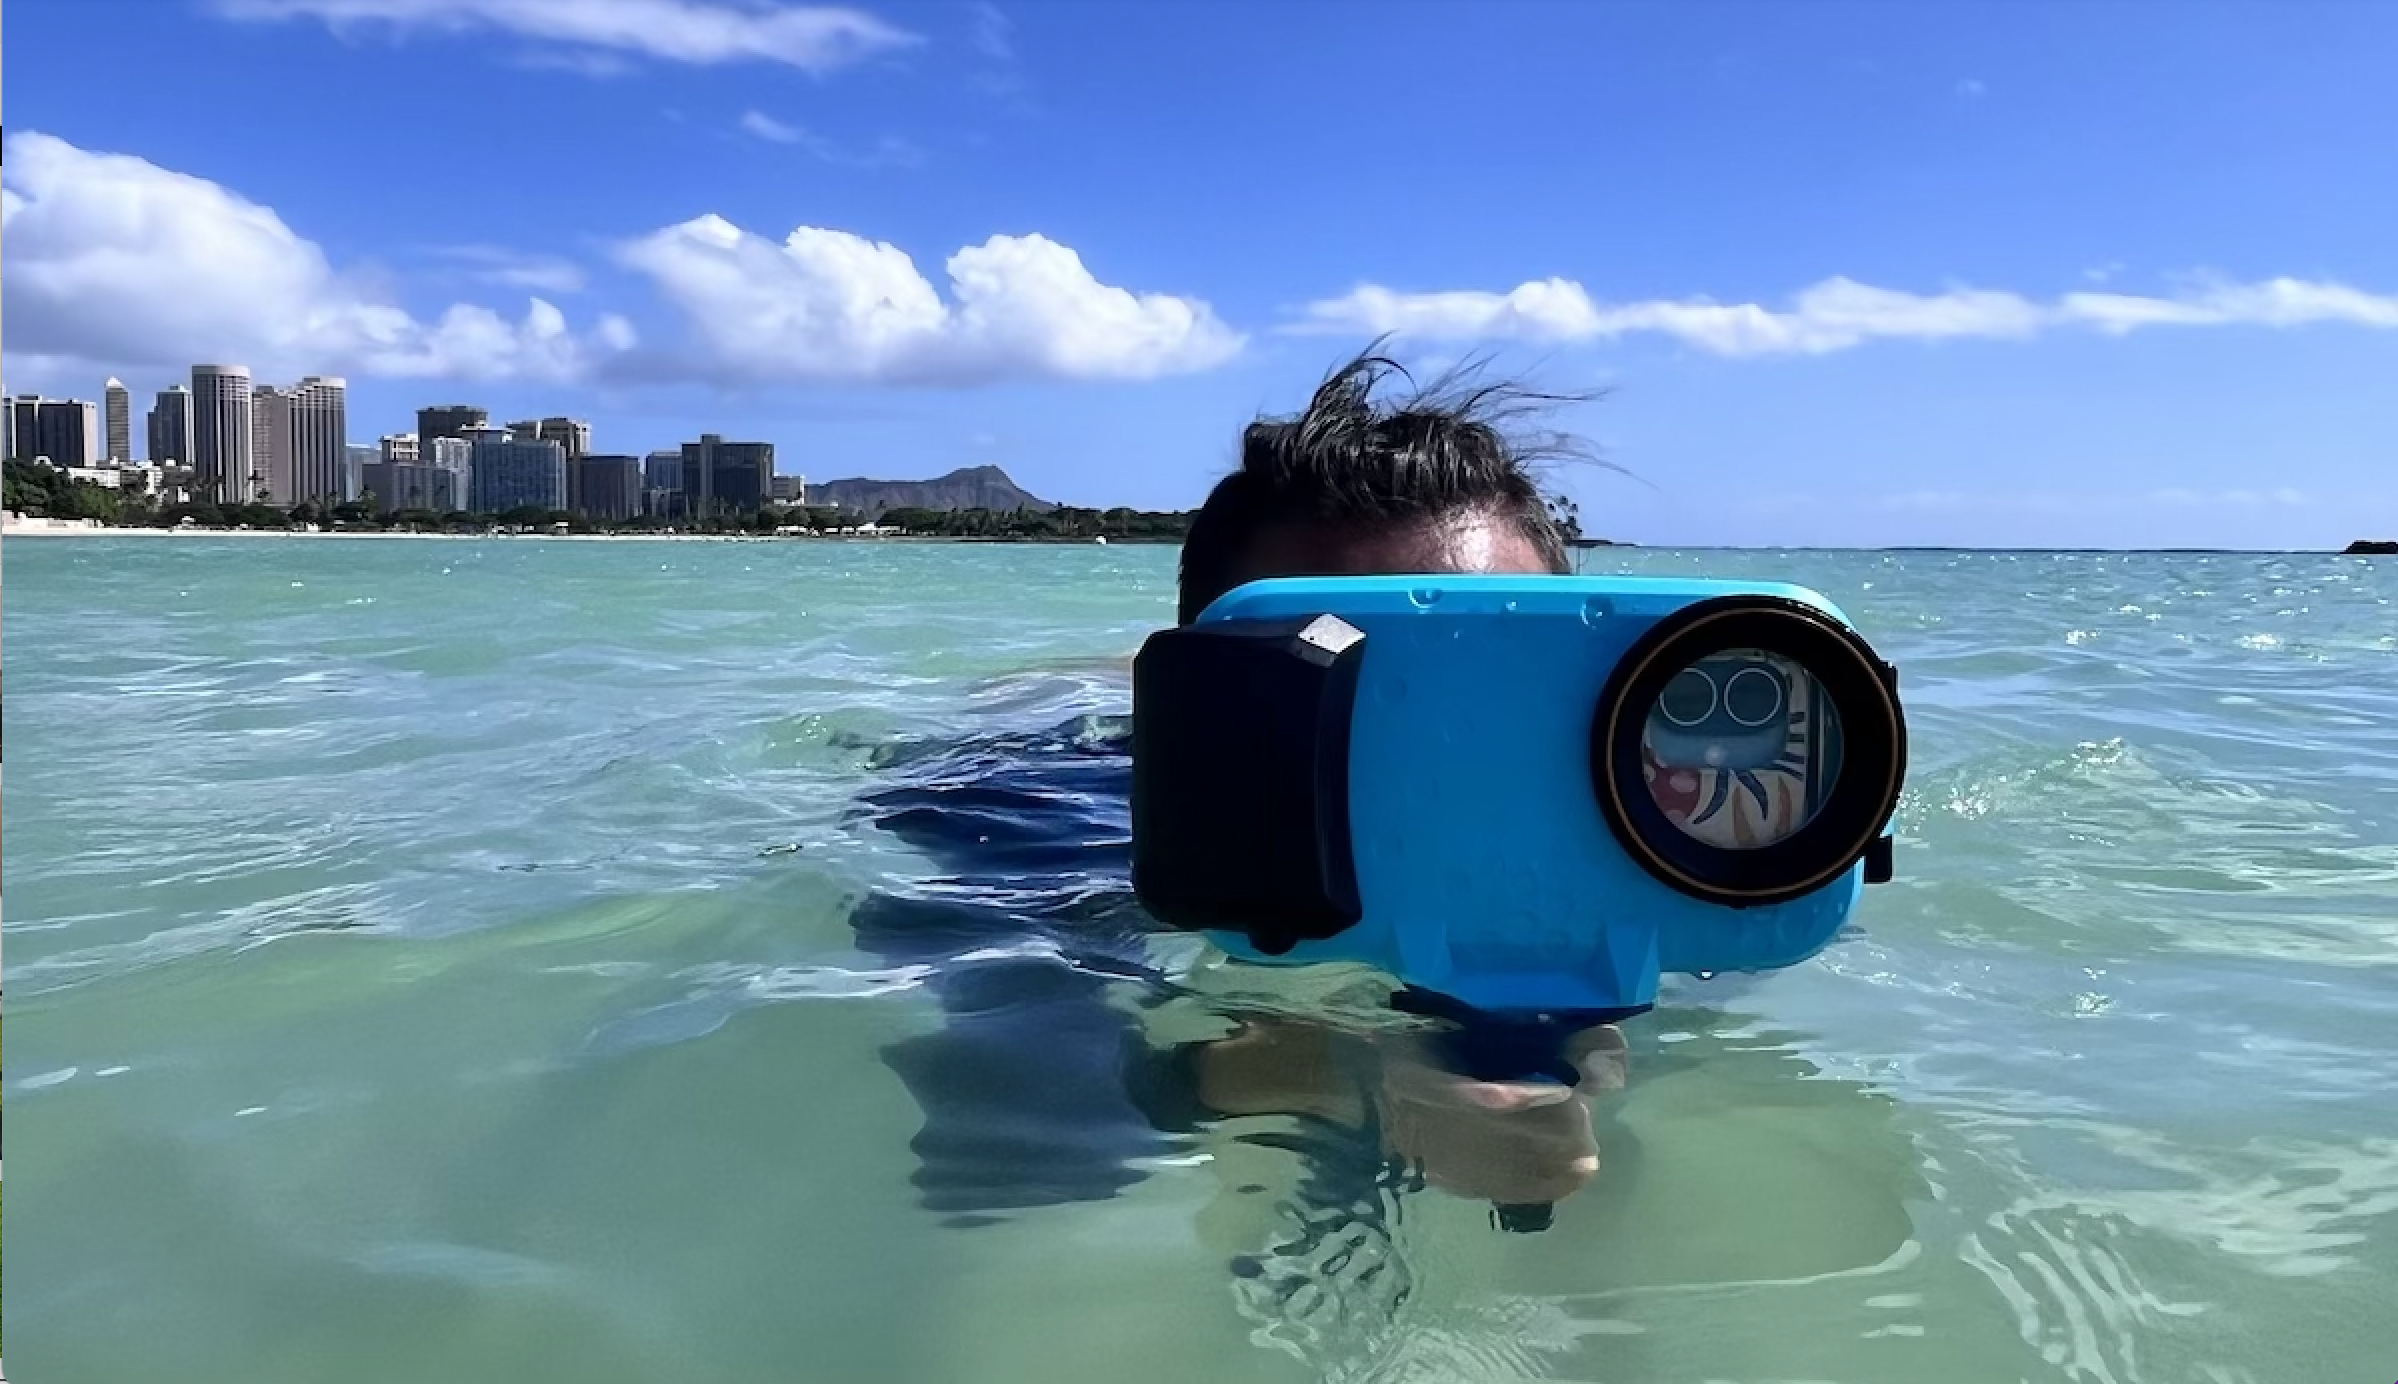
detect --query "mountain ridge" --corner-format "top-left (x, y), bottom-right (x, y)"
top-left (810, 465), bottom-right (1054, 518)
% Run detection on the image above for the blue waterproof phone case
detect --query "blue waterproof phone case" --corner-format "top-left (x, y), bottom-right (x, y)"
top-left (1131, 574), bottom-right (1906, 1018)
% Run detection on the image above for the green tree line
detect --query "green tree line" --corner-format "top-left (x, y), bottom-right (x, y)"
top-left (6, 462), bottom-right (1201, 539)
top-left (5, 457), bottom-right (149, 523)
top-left (872, 505), bottom-right (1194, 540)
top-left (10, 460), bottom-right (1587, 545)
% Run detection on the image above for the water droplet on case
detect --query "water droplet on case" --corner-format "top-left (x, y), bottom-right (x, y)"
top-left (1581, 596), bottom-right (1613, 626)
top-left (1409, 587), bottom-right (1443, 609)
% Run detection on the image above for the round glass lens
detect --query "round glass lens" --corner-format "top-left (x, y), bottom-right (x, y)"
top-left (1659, 667), bottom-right (1717, 727)
top-left (1640, 649), bottom-right (1843, 850)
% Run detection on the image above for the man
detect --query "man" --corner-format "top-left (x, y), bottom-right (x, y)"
top-left (856, 348), bottom-right (1622, 1232)
top-left (1175, 346), bottom-right (1576, 625)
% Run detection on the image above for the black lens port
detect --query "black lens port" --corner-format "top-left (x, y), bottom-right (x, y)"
top-left (1589, 597), bottom-right (1905, 907)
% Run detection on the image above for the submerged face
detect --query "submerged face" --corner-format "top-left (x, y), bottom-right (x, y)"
top-left (1217, 509), bottom-right (1560, 592)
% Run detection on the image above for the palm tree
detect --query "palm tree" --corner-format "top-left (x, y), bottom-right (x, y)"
top-left (1546, 492), bottom-right (1584, 543)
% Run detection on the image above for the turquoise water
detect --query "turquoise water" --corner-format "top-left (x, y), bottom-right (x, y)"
top-left (6, 537), bottom-right (2397, 1384)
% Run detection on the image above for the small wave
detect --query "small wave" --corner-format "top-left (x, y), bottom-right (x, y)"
top-left (1954, 1133), bottom-right (2398, 1383)
top-left (352, 1241), bottom-right (574, 1289)
top-left (579, 959), bottom-right (940, 1056)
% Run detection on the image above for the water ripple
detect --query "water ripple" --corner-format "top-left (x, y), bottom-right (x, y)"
top-left (7, 541), bottom-right (2396, 1384)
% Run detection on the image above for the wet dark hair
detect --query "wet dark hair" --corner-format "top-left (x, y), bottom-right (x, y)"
top-left (1177, 345), bottom-right (1594, 624)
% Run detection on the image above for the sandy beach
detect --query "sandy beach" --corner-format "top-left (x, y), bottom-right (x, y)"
top-left (3, 522), bottom-right (833, 543)
top-left (0, 522), bottom-right (1155, 546)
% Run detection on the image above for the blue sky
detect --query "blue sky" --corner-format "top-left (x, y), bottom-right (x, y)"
top-left (7, 0), bottom-right (2396, 547)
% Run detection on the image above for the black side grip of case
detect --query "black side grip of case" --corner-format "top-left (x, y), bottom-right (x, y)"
top-left (1130, 617), bottom-right (1367, 953)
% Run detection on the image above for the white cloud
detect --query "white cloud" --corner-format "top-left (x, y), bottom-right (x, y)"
top-left (429, 244), bottom-right (591, 294)
top-left (1294, 276), bottom-right (2049, 354)
top-left (1292, 272), bottom-right (2398, 356)
top-left (741, 109), bottom-right (809, 144)
top-left (508, 46), bottom-right (638, 77)
top-left (1294, 279), bottom-right (1607, 344)
top-left (739, 111), bottom-right (923, 166)
top-left (0, 131), bottom-right (1221, 394)
top-left (849, 134), bottom-right (926, 168)
top-left (616, 214), bottom-right (1243, 386)
top-left (2064, 278), bottom-right (2398, 333)
top-left (1957, 78), bottom-right (1988, 99)
top-left (211, 0), bottom-right (919, 74)
top-left (965, 0), bottom-right (1028, 100)
top-left (970, 2), bottom-right (1013, 61)
top-left (1, 131), bottom-right (632, 383)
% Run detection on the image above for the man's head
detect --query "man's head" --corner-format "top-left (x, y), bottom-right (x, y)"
top-left (1176, 349), bottom-right (1586, 624)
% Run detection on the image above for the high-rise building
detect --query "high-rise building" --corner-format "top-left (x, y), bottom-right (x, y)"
top-left (504, 421), bottom-right (592, 494)
top-left (541, 418), bottom-right (593, 458)
top-left (66, 400), bottom-right (104, 465)
top-left (468, 427), bottom-right (567, 514)
top-left (361, 461), bottom-right (465, 515)
top-left (288, 376), bottom-right (349, 504)
top-left (503, 418), bottom-right (591, 458)
top-left (529, 418), bottom-right (596, 511)
top-left (104, 378), bottom-right (133, 461)
top-left (422, 464), bottom-right (465, 514)
top-left (359, 460), bottom-right (397, 511)
top-left (417, 405), bottom-right (489, 451)
top-left (644, 448), bottom-right (685, 520)
top-left (344, 444), bottom-right (379, 502)
top-left (385, 435), bottom-right (476, 513)
top-left (192, 365), bottom-right (257, 505)
top-left (252, 383), bottom-right (294, 504)
top-left (13, 396), bottom-right (104, 465)
top-left (149, 384), bottom-right (195, 465)
top-left (770, 473), bottom-right (809, 505)
top-left (575, 454), bottom-right (644, 521)
top-left (424, 435), bottom-right (473, 511)
top-left (11, 397), bottom-right (43, 462)
top-left (680, 434), bottom-right (774, 518)
top-left (4, 394), bottom-right (15, 461)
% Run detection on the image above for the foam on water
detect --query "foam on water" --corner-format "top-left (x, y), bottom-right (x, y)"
top-left (6, 538), bottom-right (2396, 1384)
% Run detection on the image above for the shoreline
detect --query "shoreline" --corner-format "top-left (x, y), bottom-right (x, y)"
top-left (0, 524), bottom-right (1180, 545)
top-left (3, 527), bottom-right (2382, 556)
top-left (3, 522), bottom-right (2383, 556)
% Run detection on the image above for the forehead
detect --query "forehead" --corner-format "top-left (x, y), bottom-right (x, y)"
top-left (1231, 512), bottom-right (1554, 584)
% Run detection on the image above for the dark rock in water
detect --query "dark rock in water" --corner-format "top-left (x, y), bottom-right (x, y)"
top-left (2343, 539), bottom-right (2398, 555)
top-left (812, 465), bottom-right (1054, 519)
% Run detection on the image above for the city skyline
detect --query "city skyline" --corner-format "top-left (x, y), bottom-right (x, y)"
top-left (12, 361), bottom-right (794, 503)
top-left (12, 359), bottom-right (796, 525)
top-left (17, 367), bottom-right (787, 473)
top-left (5, 1), bottom-right (2395, 547)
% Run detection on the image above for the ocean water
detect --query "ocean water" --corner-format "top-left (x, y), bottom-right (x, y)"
top-left (5, 537), bottom-right (2396, 1384)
